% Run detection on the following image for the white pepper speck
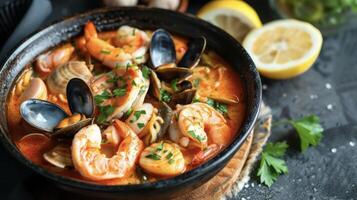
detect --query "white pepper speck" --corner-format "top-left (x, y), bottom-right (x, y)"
top-left (325, 83), bottom-right (332, 89)
top-left (349, 141), bottom-right (355, 147)
top-left (326, 104), bottom-right (333, 110)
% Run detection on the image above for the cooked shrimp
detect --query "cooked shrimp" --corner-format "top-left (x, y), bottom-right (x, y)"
top-left (125, 103), bottom-right (155, 136)
top-left (139, 142), bottom-right (185, 177)
top-left (93, 67), bottom-right (149, 121)
top-left (170, 102), bottom-right (231, 149)
top-left (71, 120), bottom-right (144, 181)
top-left (114, 26), bottom-right (150, 64)
top-left (35, 43), bottom-right (74, 77)
top-left (84, 21), bottom-right (132, 69)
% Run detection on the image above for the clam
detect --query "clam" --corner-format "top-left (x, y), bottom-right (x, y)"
top-left (150, 29), bottom-right (176, 69)
top-left (43, 143), bottom-right (73, 168)
top-left (20, 78), bottom-right (94, 138)
top-left (178, 36), bottom-right (206, 68)
top-left (47, 61), bottom-right (92, 95)
top-left (19, 78), bottom-right (48, 103)
top-left (149, 69), bottom-right (162, 100)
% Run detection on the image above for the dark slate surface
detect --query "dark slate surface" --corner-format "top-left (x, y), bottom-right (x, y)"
top-left (0, 0), bottom-right (356, 199)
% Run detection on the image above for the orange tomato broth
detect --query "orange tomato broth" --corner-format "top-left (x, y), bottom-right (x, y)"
top-left (6, 31), bottom-right (245, 185)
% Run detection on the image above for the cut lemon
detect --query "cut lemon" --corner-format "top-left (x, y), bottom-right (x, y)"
top-left (243, 19), bottom-right (323, 79)
top-left (197, 0), bottom-right (262, 43)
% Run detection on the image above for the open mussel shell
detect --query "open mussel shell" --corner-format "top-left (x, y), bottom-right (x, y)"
top-left (157, 102), bottom-right (173, 139)
top-left (52, 118), bottom-right (92, 138)
top-left (150, 29), bottom-right (176, 69)
top-left (178, 36), bottom-right (206, 68)
top-left (149, 69), bottom-right (162, 101)
top-left (155, 64), bottom-right (193, 81)
top-left (20, 99), bottom-right (69, 133)
top-left (169, 89), bottom-right (197, 108)
top-left (67, 78), bottom-right (94, 118)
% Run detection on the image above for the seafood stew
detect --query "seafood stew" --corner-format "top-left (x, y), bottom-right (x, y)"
top-left (6, 21), bottom-right (246, 185)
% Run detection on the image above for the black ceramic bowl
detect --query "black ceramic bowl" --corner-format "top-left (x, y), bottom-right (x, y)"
top-left (0, 7), bottom-right (261, 200)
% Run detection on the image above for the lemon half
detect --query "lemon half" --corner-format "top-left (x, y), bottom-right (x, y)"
top-left (197, 0), bottom-right (262, 43)
top-left (243, 19), bottom-right (323, 79)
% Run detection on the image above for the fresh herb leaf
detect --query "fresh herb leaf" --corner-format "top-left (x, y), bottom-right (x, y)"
top-left (133, 110), bottom-right (146, 122)
top-left (193, 78), bottom-right (201, 87)
top-left (97, 105), bottom-right (114, 124)
top-left (188, 130), bottom-right (206, 142)
top-left (168, 159), bottom-right (174, 164)
top-left (166, 152), bottom-right (173, 160)
top-left (205, 98), bottom-right (228, 115)
top-left (124, 108), bottom-right (133, 118)
top-left (141, 66), bottom-right (151, 79)
top-left (171, 79), bottom-right (179, 92)
top-left (160, 89), bottom-right (172, 103)
top-left (113, 88), bottom-right (126, 97)
top-left (94, 91), bottom-right (111, 105)
top-left (156, 142), bottom-right (164, 152)
top-left (145, 153), bottom-right (161, 160)
top-left (288, 115), bottom-right (323, 152)
top-left (206, 98), bottom-right (215, 107)
top-left (137, 123), bottom-right (145, 129)
top-left (257, 142), bottom-right (289, 187)
top-left (139, 86), bottom-right (148, 95)
top-left (132, 80), bottom-right (138, 87)
top-left (100, 49), bottom-right (111, 54)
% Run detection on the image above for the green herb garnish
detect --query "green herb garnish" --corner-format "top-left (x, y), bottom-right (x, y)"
top-left (156, 142), bottom-right (164, 152)
top-left (257, 142), bottom-right (289, 187)
top-left (205, 98), bottom-right (228, 115)
top-left (166, 152), bottom-right (173, 160)
top-left (171, 79), bottom-right (179, 92)
top-left (137, 123), bottom-right (145, 129)
top-left (133, 110), bottom-right (146, 122)
top-left (168, 159), bottom-right (175, 164)
top-left (113, 88), bottom-right (126, 97)
top-left (160, 89), bottom-right (172, 103)
top-left (141, 66), bottom-right (151, 79)
top-left (193, 78), bottom-right (201, 87)
top-left (100, 49), bottom-right (111, 54)
top-left (94, 91), bottom-right (111, 105)
top-left (188, 130), bottom-right (205, 142)
top-left (145, 153), bottom-right (161, 160)
top-left (97, 105), bottom-right (114, 124)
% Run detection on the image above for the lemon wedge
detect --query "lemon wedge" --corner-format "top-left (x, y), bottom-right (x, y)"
top-left (197, 0), bottom-right (262, 43)
top-left (243, 19), bottom-right (323, 79)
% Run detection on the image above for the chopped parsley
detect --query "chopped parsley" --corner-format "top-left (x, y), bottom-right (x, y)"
top-left (113, 88), bottom-right (126, 97)
top-left (132, 110), bottom-right (146, 122)
top-left (132, 80), bottom-right (138, 87)
top-left (156, 142), bottom-right (164, 152)
top-left (141, 66), bottom-right (151, 79)
top-left (193, 78), bottom-right (201, 87)
top-left (94, 91), bottom-right (111, 105)
top-left (188, 130), bottom-right (206, 142)
top-left (171, 79), bottom-right (179, 92)
top-left (145, 153), bottom-right (161, 160)
top-left (206, 98), bottom-right (228, 115)
top-left (168, 159), bottom-right (175, 164)
top-left (137, 123), bottom-right (145, 129)
top-left (166, 152), bottom-right (173, 160)
top-left (97, 105), bottom-right (114, 124)
top-left (160, 89), bottom-right (172, 103)
top-left (139, 86), bottom-right (148, 95)
top-left (124, 108), bottom-right (133, 118)
top-left (100, 49), bottom-right (111, 54)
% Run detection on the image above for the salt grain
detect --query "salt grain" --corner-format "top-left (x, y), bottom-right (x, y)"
top-left (241, 198), bottom-right (246, 200)
top-left (325, 83), bottom-right (332, 89)
top-left (326, 104), bottom-right (333, 110)
top-left (310, 94), bottom-right (318, 99)
top-left (349, 141), bottom-right (355, 147)
top-left (244, 184), bottom-right (249, 188)
top-left (331, 148), bottom-right (337, 153)
top-left (251, 183), bottom-right (254, 187)
top-left (262, 84), bottom-right (268, 90)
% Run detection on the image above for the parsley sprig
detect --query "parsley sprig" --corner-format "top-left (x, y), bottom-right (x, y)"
top-left (257, 115), bottom-right (324, 187)
top-left (258, 142), bottom-right (289, 187)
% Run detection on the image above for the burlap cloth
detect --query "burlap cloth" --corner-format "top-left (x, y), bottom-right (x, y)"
top-left (175, 103), bottom-right (272, 200)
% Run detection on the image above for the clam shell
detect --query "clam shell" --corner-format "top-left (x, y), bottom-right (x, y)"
top-left (43, 143), bottom-right (73, 168)
top-left (47, 61), bottom-right (92, 95)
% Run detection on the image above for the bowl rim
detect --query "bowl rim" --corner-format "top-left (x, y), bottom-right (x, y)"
top-left (0, 7), bottom-right (262, 192)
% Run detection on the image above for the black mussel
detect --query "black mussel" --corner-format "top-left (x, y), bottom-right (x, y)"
top-left (67, 78), bottom-right (94, 118)
top-left (20, 78), bottom-right (95, 138)
top-left (169, 89), bottom-right (197, 108)
top-left (178, 36), bottom-right (206, 68)
top-left (157, 102), bottom-right (173, 139)
top-left (155, 64), bottom-right (193, 81)
top-left (150, 29), bottom-right (176, 69)
top-left (175, 80), bottom-right (193, 93)
top-left (20, 99), bottom-right (69, 133)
